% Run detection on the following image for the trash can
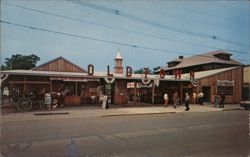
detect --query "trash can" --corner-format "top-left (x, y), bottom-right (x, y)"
top-left (214, 95), bottom-right (219, 107)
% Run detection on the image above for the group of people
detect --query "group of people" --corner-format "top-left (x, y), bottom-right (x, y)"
top-left (163, 91), bottom-right (179, 108)
top-left (44, 90), bottom-right (66, 110)
top-left (163, 91), bottom-right (226, 111)
top-left (192, 91), bottom-right (204, 105)
top-left (163, 91), bottom-right (190, 111)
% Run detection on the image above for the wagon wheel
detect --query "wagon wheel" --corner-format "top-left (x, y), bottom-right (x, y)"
top-left (17, 98), bottom-right (32, 112)
top-left (39, 100), bottom-right (47, 110)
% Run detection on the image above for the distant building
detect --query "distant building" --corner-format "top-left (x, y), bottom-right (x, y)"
top-left (156, 50), bottom-right (243, 74)
top-left (243, 65), bottom-right (250, 100)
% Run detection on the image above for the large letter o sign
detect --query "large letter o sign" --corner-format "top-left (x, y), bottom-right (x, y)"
top-left (88, 64), bottom-right (94, 76)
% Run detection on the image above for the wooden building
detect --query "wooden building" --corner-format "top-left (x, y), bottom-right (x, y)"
top-left (1, 51), bottom-right (243, 106)
top-left (157, 50), bottom-right (243, 75)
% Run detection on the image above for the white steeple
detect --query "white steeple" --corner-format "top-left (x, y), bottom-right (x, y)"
top-left (115, 49), bottom-right (122, 60)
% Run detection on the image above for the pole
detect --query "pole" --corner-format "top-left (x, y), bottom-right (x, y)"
top-left (180, 81), bottom-right (183, 105)
top-left (75, 81), bottom-right (77, 96)
top-left (152, 81), bottom-right (155, 104)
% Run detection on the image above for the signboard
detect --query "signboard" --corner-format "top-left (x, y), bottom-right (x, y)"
top-left (102, 95), bottom-right (108, 109)
top-left (216, 80), bottom-right (234, 86)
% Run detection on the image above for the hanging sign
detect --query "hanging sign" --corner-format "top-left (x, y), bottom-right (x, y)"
top-left (190, 79), bottom-right (197, 87)
top-left (105, 77), bottom-right (115, 84)
top-left (216, 80), bottom-right (234, 86)
top-left (141, 78), bottom-right (151, 85)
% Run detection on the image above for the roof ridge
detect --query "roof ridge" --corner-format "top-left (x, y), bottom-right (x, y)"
top-left (32, 56), bottom-right (87, 72)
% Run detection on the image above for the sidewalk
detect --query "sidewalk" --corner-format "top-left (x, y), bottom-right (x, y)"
top-left (0, 103), bottom-right (243, 123)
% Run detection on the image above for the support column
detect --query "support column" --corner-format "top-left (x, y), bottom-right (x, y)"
top-left (180, 81), bottom-right (183, 105)
top-left (1, 86), bottom-right (3, 105)
top-left (24, 76), bottom-right (27, 93)
top-left (133, 82), bottom-right (137, 105)
top-left (8, 83), bottom-right (11, 103)
top-left (75, 81), bottom-right (78, 96)
top-left (152, 81), bottom-right (155, 104)
top-left (50, 79), bottom-right (52, 92)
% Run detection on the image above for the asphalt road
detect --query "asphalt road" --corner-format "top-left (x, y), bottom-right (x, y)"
top-left (1, 110), bottom-right (250, 157)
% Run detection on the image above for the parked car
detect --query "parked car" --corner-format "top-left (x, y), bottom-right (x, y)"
top-left (240, 101), bottom-right (250, 110)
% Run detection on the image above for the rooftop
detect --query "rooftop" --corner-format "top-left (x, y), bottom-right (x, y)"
top-left (158, 50), bottom-right (243, 72)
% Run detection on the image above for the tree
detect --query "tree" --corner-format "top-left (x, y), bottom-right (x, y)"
top-left (134, 68), bottom-right (145, 74)
top-left (1, 54), bottom-right (40, 70)
top-left (153, 66), bottom-right (161, 72)
top-left (134, 67), bottom-right (153, 74)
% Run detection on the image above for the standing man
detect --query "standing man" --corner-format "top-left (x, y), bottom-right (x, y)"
top-left (219, 94), bottom-right (226, 108)
top-left (199, 92), bottom-right (204, 105)
top-left (192, 91), bottom-right (197, 104)
top-left (163, 92), bottom-right (168, 107)
top-left (185, 93), bottom-right (190, 111)
top-left (173, 91), bottom-right (178, 109)
top-left (44, 91), bottom-right (52, 110)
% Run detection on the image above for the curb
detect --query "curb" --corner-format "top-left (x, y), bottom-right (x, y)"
top-left (102, 111), bottom-right (177, 117)
top-left (33, 112), bottom-right (69, 116)
top-left (222, 108), bottom-right (242, 111)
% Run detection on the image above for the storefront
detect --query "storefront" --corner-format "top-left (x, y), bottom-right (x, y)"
top-left (1, 55), bottom-right (243, 106)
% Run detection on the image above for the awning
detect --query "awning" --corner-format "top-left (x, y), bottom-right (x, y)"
top-left (50, 77), bottom-right (100, 82)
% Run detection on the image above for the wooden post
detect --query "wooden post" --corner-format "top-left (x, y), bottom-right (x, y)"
top-left (24, 76), bottom-right (27, 93)
top-left (1, 86), bottom-right (3, 105)
top-left (152, 81), bottom-right (155, 104)
top-left (180, 81), bottom-right (183, 105)
top-left (50, 79), bottom-right (52, 92)
top-left (8, 83), bottom-right (11, 103)
top-left (75, 81), bottom-right (78, 96)
top-left (134, 82), bottom-right (137, 105)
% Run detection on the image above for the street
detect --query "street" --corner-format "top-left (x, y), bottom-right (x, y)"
top-left (1, 110), bottom-right (250, 157)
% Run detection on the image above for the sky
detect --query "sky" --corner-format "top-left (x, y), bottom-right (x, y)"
top-left (1, 0), bottom-right (250, 72)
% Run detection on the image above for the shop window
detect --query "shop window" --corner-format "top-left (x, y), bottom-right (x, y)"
top-left (217, 86), bottom-right (233, 95)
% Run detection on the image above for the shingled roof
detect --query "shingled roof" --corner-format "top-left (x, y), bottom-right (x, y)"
top-left (158, 50), bottom-right (243, 72)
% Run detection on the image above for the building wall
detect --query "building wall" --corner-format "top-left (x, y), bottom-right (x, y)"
top-left (114, 79), bottom-right (128, 104)
top-left (244, 66), bottom-right (250, 83)
top-left (197, 67), bottom-right (242, 103)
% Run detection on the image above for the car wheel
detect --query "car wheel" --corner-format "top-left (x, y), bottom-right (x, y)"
top-left (244, 106), bottom-right (249, 110)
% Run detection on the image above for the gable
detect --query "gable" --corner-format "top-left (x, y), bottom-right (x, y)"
top-left (32, 57), bottom-right (87, 73)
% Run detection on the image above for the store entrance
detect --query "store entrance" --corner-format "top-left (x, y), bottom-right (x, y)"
top-left (202, 86), bottom-right (211, 102)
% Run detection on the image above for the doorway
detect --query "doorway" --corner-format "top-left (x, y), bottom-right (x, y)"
top-left (202, 86), bottom-right (211, 102)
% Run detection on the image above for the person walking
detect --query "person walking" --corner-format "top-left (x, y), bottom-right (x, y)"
top-left (185, 93), bottom-right (190, 111)
top-left (163, 92), bottom-right (169, 107)
top-left (219, 94), bottom-right (226, 108)
top-left (199, 92), bottom-right (204, 105)
top-left (173, 91), bottom-right (178, 109)
top-left (44, 91), bottom-right (52, 110)
top-left (192, 91), bottom-right (197, 104)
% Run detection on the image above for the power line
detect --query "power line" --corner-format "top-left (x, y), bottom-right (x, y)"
top-left (0, 19), bottom-right (247, 63)
top-left (3, 2), bottom-right (248, 55)
top-left (68, 0), bottom-right (250, 47)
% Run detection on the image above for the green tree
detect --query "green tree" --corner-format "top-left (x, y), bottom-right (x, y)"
top-left (134, 67), bottom-right (153, 74)
top-left (153, 66), bottom-right (161, 72)
top-left (1, 54), bottom-right (40, 70)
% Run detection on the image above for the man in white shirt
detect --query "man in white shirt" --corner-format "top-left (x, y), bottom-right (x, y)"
top-left (163, 93), bottom-right (168, 107)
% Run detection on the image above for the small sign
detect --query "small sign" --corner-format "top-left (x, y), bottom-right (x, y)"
top-left (216, 80), bottom-right (234, 86)
top-left (102, 95), bottom-right (108, 109)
